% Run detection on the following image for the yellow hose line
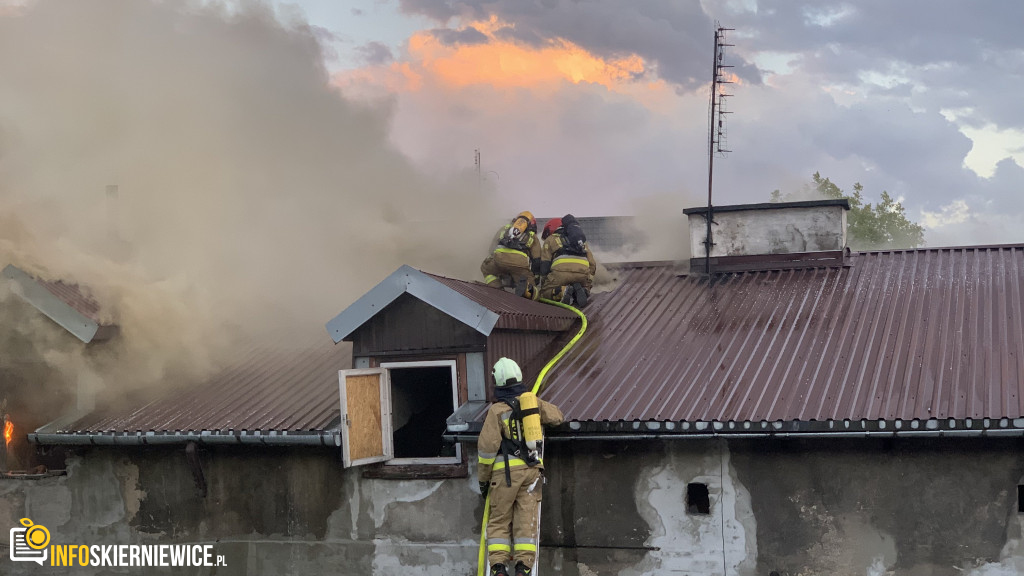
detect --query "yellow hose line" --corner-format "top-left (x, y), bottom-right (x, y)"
top-left (530, 299), bottom-right (588, 394)
top-left (477, 492), bottom-right (491, 573)
top-left (477, 299), bottom-right (588, 575)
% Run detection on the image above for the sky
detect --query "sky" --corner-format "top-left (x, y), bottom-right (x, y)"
top-left (289, 0), bottom-right (1024, 247)
top-left (0, 0), bottom-right (1020, 405)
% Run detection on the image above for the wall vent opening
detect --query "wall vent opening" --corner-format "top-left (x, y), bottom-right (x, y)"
top-left (687, 482), bottom-right (710, 515)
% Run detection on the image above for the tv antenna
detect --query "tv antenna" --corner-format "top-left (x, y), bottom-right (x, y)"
top-left (704, 23), bottom-right (734, 275)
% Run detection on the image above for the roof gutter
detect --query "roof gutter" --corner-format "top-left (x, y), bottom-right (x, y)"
top-left (446, 415), bottom-right (1024, 442)
top-left (445, 428), bottom-right (1024, 443)
top-left (29, 429), bottom-right (342, 447)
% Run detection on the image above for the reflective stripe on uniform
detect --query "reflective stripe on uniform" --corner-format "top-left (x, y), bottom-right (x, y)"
top-left (513, 541), bottom-right (537, 552)
top-left (552, 256), bottom-right (589, 267)
top-left (488, 542), bottom-right (512, 553)
top-left (478, 451), bottom-right (497, 461)
top-left (483, 275), bottom-right (500, 284)
top-left (479, 454), bottom-right (496, 465)
top-left (494, 247), bottom-right (529, 259)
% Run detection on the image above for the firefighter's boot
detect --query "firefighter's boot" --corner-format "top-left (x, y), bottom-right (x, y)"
top-left (491, 563), bottom-right (510, 576)
top-left (515, 561), bottom-right (533, 576)
top-left (514, 278), bottom-right (527, 297)
top-left (558, 285), bottom-right (571, 304)
top-left (572, 282), bottom-right (588, 307)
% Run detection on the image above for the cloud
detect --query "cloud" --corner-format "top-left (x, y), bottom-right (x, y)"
top-left (399, 0), bottom-right (762, 90)
top-left (921, 200), bottom-right (970, 229)
top-left (430, 25), bottom-right (488, 46)
top-left (341, 0), bottom-right (1024, 253)
top-left (358, 40), bottom-right (395, 65)
top-left (726, 1), bottom-right (1024, 130)
top-left (362, 22), bottom-right (658, 92)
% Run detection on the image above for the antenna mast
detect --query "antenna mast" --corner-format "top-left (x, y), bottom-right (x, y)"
top-left (474, 149), bottom-right (482, 190)
top-left (705, 23), bottom-right (734, 275)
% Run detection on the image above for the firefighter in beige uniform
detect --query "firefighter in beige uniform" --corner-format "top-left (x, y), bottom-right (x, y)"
top-left (478, 358), bottom-right (564, 576)
top-left (538, 214), bottom-right (596, 307)
top-left (481, 211), bottom-right (542, 299)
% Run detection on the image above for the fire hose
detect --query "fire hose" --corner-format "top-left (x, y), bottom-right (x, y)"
top-left (477, 298), bottom-right (588, 576)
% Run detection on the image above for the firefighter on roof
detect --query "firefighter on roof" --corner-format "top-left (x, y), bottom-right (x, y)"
top-left (478, 357), bottom-right (564, 576)
top-left (481, 211), bottom-right (542, 299)
top-left (538, 214), bottom-right (596, 307)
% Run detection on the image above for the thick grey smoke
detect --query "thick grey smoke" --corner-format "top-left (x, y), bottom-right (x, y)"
top-left (0, 0), bottom-right (501, 401)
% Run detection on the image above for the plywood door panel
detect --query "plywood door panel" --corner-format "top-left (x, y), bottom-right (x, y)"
top-left (339, 369), bottom-right (392, 467)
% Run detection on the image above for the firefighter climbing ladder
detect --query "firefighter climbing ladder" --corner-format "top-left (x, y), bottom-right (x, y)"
top-left (477, 298), bottom-right (589, 576)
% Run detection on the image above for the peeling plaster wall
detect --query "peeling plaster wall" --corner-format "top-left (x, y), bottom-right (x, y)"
top-left (2, 438), bottom-right (1024, 575)
top-left (542, 439), bottom-right (756, 576)
top-left (688, 204), bottom-right (847, 258)
top-left (0, 447), bottom-right (480, 575)
top-left (729, 438), bottom-right (1024, 576)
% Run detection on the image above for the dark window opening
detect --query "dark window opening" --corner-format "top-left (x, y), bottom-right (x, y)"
top-left (389, 366), bottom-right (456, 459)
top-left (1018, 485), bottom-right (1024, 513)
top-left (687, 483), bottom-right (710, 515)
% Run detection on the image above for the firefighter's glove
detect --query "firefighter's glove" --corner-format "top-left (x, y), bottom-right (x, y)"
top-left (479, 481), bottom-right (490, 498)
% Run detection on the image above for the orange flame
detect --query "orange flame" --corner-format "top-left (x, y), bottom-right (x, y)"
top-left (4, 420), bottom-right (12, 446)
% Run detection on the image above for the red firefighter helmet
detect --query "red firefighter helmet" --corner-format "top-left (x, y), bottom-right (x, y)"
top-left (542, 217), bottom-right (562, 240)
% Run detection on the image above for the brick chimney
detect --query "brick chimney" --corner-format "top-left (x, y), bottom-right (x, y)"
top-left (684, 199), bottom-right (851, 273)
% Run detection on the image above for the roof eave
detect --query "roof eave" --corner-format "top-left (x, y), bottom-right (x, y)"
top-left (29, 429), bottom-right (342, 447)
top-left (445, 416), bottom-right (1024, 441)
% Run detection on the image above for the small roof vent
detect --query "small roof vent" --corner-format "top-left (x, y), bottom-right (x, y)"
top-left (684, 199), bottom-right (851, 273)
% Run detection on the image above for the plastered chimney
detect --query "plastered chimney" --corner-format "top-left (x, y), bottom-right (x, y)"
top-left (684, 199), bottom-right (851, 273)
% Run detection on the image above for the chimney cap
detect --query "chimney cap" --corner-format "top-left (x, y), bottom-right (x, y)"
top-left (683, 198), bottom-right (850, 215)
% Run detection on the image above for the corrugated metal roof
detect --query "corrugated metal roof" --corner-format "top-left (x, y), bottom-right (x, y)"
top-left (37, 278), bottom-right (103, 322)
top-left (426, 273), bottom-right (579, 331)
top-left (2, 264), bottom-right (117, 343)
top-left (51, 335), bottom-right (347, 435)
top-left (542, 246), bottom-right (1024, 424)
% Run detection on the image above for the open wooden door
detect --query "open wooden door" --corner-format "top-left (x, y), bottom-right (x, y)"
top-left (338, 368), bottom-right (393, 467)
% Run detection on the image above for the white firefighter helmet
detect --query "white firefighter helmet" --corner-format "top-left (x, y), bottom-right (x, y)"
top-left (492, 357), bottom-right (523, 387)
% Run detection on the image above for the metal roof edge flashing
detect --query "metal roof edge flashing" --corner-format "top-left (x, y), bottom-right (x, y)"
top-left (2, 264), bottom-right (104, 343)
top-left (445, 417), bottom-right (1024, 442)
top-left (683, 199), bottom-right (851, 215)
top-left (405, 270), bottom-right (500, 335)
top-left (28, 429), bottom-right (342, 447)
top-left (325, 265), bottom-right (499, 343)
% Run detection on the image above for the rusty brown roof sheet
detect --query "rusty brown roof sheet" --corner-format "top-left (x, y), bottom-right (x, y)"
top-left (2, 264), bottom-right (117, 343)
top-left (37, 278), bottom-right (103, 322)
top-left (541, 245), bottom-right (1024, 425)
top-left (50, 335), bottom-right (347, 436)
top-left (426, 272), bottom-right (579, 331)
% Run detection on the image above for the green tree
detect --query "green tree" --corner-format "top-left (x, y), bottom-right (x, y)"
top-left (772, 172), bottom-right (925, 250)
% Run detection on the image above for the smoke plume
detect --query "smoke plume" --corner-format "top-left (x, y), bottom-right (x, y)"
top-left (0, 0), bottom-right (502, 403)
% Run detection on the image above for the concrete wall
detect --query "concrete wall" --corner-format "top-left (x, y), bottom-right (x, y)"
top-left (688, 204), bottom-right (847, 259)
top-left (0, 446), bottom-right (482, 576)
top-left (3, 439), bottom-right (1024, 575)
